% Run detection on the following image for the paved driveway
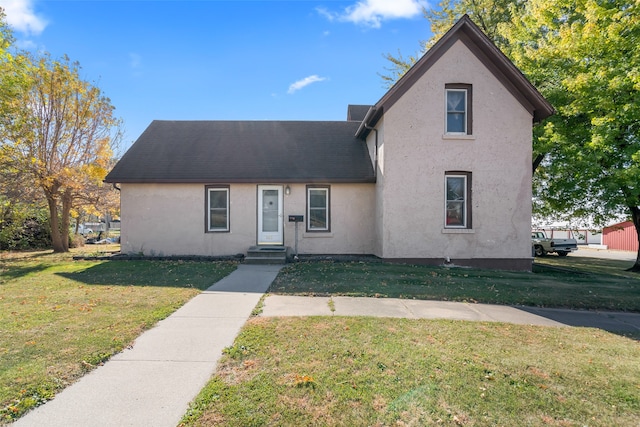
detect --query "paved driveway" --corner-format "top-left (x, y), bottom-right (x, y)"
top-left (567, 247), bottom-right (635, 261)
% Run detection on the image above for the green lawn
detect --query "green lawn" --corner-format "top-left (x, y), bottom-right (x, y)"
top-left (0, 248), bottom-right (237, 422)
top-left (269, 258), bottom-right (640, 312)
top-left (535, 253), bottom-right (638, 278)
top-left (182, 255), bottom-right (640, 426)
top-left (181, 317), bottom-right (640, 427)
top-left (3, 249), bottom-right (640, 425)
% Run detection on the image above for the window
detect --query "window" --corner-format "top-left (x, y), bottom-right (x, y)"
top-left (445, 84), bottom-right (472, 135)
top-left (445, 172), bottom-right (472, 229)
top-left (307, 186), bottom-right (330, 231)
top-left (206, 186), bottom-right (229, 232)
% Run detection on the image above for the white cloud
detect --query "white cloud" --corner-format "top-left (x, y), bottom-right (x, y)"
top-left (287, 75), bottom-right (327, 94)
top-left (0, 0), bottom-right (48, 35)
top-left (318, 0), bottom-right (427, 29)
top-left (316, 7), bottom-right (335, 22)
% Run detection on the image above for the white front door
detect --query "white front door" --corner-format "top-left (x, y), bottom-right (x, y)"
top-left (257, 185), bottom-right (283, 245)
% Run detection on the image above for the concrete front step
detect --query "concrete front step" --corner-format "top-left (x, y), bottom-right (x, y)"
top-left (244, 256), bottom-right (286, 265)
top-left (245, 246), bottom-right (288, 264)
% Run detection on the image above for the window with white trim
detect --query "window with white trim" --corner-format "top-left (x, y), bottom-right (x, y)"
top-left (445, 172), bottom-right (472, 229)
top-left (206, 186), bottom-right (229, 232)
top-left (445, 84), bottom-right (472, 135)
top-left (307, 186), bottom-right (330, 231)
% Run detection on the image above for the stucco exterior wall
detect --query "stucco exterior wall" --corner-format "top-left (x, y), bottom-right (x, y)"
top-left (120, 182), bottom-right (375, 257)
top-left (120, 183), bottom-right (255, 256)
top-left (284, 183), bottom-right (376, 254)
top-left (375, 40), bottom-right (533, 265)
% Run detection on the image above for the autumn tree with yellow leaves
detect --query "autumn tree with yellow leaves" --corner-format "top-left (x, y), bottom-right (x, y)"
top-left (1, 51), bottom-right (121, 252)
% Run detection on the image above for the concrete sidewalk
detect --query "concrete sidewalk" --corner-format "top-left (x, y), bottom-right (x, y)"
top-left (15, 264), bottom-right (282, 427)
top-left (260, 295), bottom-right (640, 334)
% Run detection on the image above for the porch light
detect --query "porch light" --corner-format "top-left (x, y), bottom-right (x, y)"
top-left (285, 185), bottom-right (291, 195)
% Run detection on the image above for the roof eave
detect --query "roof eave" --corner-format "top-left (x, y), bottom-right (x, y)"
top-left (105, 177), bottom-right (377, 184)
top-left (355, 106), bottom-right (378, 138)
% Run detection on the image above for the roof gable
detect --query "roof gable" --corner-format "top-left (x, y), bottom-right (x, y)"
top-left (357, 15), bottom-right (553, 137)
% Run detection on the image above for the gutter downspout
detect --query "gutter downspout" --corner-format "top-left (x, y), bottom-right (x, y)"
top-left (112, 183), bottom-right (121, 192)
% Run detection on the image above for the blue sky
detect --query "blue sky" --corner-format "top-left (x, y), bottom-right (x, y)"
top-left (1, 0), bottom-right (433, 152)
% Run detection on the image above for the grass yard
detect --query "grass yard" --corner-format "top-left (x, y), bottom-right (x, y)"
top-left (181, 316), bottom-right (640, 427)
top-left (535, 254), bottom-right (638, 278)
top-left (0, 248), bottom-right (237, 422)
top-left (182, 255), bottom-right (640, 426)
top-left (3, 248), bottom-right (640, 425)
top-left (269, 257), bottom-right (640, 312)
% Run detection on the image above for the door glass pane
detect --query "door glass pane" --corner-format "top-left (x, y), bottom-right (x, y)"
top-left (262, 189), bottom-right (279, 232)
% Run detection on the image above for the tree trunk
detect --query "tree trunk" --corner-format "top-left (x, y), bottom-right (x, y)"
top-left (532, 153), bottom-right (545, 173)
top-left (60, 189), bottom-right (72, 252)
top-left (45, 185), bottom-right (72, 253)
top-left (47, 195), bottom-right (66, 253)
top-left (627, 206), bottom-right (640, 272)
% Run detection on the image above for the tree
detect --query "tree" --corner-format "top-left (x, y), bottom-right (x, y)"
top-left (0, 9), bottom-right (49, 242)
top-left (0, 8), bottom-right (15, 95)
top-left (0, 54), bottom-right (120, 252)
top-left (70, 157), bottom-right (120, 235)
top-left (502, 0), bottom-right (640, 269)
top-left (380, 0), bottom-right (523, 88)
top-left (0, 8), bottom-right (29, 124)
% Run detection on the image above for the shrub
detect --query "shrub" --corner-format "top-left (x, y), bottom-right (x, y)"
top-left (0, 203), bottom-right (51, 250)
top-left (69, 233), bottom-right (85, 248)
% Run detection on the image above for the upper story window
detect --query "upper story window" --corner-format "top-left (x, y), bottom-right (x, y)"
top-left (206, 186), bottom-right (229, 232)
top-left (307, 185), bottom-right (330, 232)
top-left (445, 84), bottom-right (472, 135)
top-left (445, 172), bottom-right (472, 229)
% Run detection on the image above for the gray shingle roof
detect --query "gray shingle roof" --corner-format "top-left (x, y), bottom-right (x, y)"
top-left (105, 120), bottom-right (375, 184)
top-left (346, 105), bottom-right (372, 122)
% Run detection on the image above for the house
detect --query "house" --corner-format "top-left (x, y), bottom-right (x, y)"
top-left (105, 15), bottom-right (553, 271)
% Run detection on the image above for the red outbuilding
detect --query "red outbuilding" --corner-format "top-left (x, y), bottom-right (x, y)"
top-left (603, 221), bottom-right (639, 252)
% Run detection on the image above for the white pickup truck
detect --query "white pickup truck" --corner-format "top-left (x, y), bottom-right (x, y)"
top-left (531, 231), bottom-right (578, 257)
